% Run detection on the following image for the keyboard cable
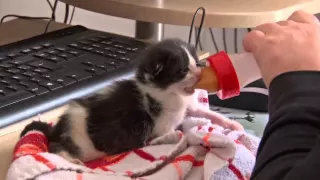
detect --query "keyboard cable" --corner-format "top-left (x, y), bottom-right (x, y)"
top-left (188, 7), bottom-right (206, 65)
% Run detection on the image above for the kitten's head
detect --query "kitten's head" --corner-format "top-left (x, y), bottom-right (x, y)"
top-left (136, 38), bottom-right (201, 95)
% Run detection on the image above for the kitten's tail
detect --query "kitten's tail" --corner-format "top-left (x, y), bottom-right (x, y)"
top-left (20, 121), bottom-right (53, 138)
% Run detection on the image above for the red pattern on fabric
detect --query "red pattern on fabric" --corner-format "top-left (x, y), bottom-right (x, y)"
top-left (76, 173), bottom-right (83, 180)
top-left (228, 159), bottom-right (244, 180)
top-left (32, 154), bottom-right (56, 170)
top-left (173, 155), bottom-right (203, 167)
top-left (172, 162), bottom-right (183, 180)
top-left (13, 132), bottom-right (48, 160)
top-left (133, 149), bottom-right (156, 162)
top-left (198, 97), bottom-right (208, 103)
top-left (202, 133), bottom-right (211, 146)
top-left (100, 166), bottom-right (115, 173)
top-left (125, 170), bottom-right (133, 176)
top-left (85, 152), bottom-right (130, 169)
top-left (197, 126), bottom-right (202, 131)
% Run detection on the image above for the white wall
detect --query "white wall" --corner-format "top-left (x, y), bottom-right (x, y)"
top-left (0, 0), bottom-right (248, 54)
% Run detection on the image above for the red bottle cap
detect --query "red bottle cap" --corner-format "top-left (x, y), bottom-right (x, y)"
top-left (207, 51), bottom-right (240, 99)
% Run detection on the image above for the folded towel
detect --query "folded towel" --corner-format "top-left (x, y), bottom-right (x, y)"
top-left (6, 89), bottom-right (260, 180)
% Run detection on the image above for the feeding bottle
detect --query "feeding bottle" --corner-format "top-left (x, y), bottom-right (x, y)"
top-left (194, 51), bottom-right (261, 100)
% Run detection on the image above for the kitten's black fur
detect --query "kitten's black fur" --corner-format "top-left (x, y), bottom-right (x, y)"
top-left (21, 38), bottom-right (198, 160)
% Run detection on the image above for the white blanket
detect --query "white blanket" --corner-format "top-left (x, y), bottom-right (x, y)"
top-left (6, 89), bottom-right (260, 180)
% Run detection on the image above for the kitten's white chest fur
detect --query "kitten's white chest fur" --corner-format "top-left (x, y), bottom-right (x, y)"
top-left (138, 83), bottom-right (192, 137)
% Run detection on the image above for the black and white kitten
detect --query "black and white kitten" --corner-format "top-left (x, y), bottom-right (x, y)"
top-left (21, 38), bottom-right (243, 164)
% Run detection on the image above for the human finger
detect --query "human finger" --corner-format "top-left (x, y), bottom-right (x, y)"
top-left (288, 10), bottom-right (320, 25)
top-left (242, 29), bottom-right (265, 52)
top-left (254, 22), bottom-right (281, 35)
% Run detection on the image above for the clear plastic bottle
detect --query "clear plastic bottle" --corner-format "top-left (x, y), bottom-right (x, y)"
top-left (194, 51), bottom-right (261, 100)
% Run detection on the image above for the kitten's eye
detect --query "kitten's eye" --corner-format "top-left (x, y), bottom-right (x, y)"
top-left (180, 68), bottom-right (189, 74)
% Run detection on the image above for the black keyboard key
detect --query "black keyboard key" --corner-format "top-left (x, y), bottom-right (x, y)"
top-left (82, 60), bottom-right (94, 66)
top-left (21, 49), bottom-right (33, 54)
top-left (88, 37), bottom-right (100, 42)
top-left (57, 53), bottom-right (74, 59)
top-left (39, 80), bottom-right (62, 90)
top-left (29, 60), bottom-right (59, 70)
top-left (0, 63), bottom-right (14, 68)
top-left (17, 65), bottom-right (33, 70)
top-left (47, 56), bottom-right (64, 63)
top-left (78, 40), bottom-right (91, 45)
top-left (0, 87), bottom-right (10, 96)
top-left (113, 44), bottom-right (123, 49)
top-left (55, 47), bottom-right (67, 51)
top-left (81, 46), bottom-right (94, 52)
top-left (10, 56), bottom-right (35, 65)
top-left (28, 86), bottom-right (49, 95)
top-left (92, 44), bottom-right (102, 48)
top-left (0, 71), bottom-right (10, 77)
top-left (47, 50), bottom-right (59, 55)
top-left (97, 35), bottom-right (110, 40)
top-left (55, 77), bottom-right (76, 86)
top-left (119, 57), bottom-right (130, 62)
top-left (68, 43), bottom-right (80, 48)
top-left (19, 80), bottom-right (38, 88)
top-left (40, 60), bottom-right (59, 70)
top-left (67, 50), bottom-right (83, 56)
top-left (0, 90), bottom-right (35, 108)
top-left (0, 79), bottom-right (11, 85)
top-left (7, 53), bottom-right (20, 59)
top-left (67, 70), bottom-right (92, 81)
top-left (32, 46), bottom-right (43, 51)
top-left (96, 64), bottom-right (115, 71)
top-left (42, 43), bottom-right (53, 48)
top-left (105, 53), bottom-right (118, 58)
top-left (33, 68), bottom-right (49, 73)
top-left (7, 84), bottom-right (25, 91)
top-left (30, 77), bottom-right (46, 83)
top-left (93, 50), bottom-right (105, 55)
top-left (85, 67), bottom-right (105, 74)
top-left (7, 68), bottom-right (22, 74)
top-left (131, 47), bottom-right (139, 51)
top-left (101, 41), bottom-right (113, 45)
top-left (34, 53), bottom-right (49, 59)
top-left (23, 71), bottom-right (38, 77)
top-left (0, 56), bottom-right (8, 61)
top-left (103, 47), bottom-right (111, 51)
top-left (11, 75), bottom-right (28, 81)
top-left (116, 50), bottom-right (126, 55)
top-left (1, 78), bottom-right (18, 85)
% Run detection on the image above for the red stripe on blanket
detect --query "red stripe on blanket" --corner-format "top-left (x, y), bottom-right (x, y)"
top-left (100, 166), bottom-right (115, 173)
top-left (172, 162), bottom-right (183, 180)
top-left (202, 132), bottom-right (211, 146)
top-left (76, 173), bottom-right (83, 180)
top-left (85, 152), bottom-right (130, 169)
top-left (228, 159), bottom-right (245, 180)
top-left (32, 154), bottom-right (56, 170)
top-left (174, 155), bottom-right (203, 167)
top-left (133, 149), bottom-right (156, 162)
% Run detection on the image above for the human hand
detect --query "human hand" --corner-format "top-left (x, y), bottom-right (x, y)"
top-left (242, 10), bottom-right (320, 87)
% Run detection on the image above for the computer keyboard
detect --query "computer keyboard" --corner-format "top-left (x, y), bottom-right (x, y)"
top-left (0, 25), bottom-right (148, 128)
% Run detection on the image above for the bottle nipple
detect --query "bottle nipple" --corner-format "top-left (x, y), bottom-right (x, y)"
top-left (194, 66), bottom-right (219, 92)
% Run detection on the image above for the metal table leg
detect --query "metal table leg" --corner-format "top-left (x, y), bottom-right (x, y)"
top-left (135, 21), bottom-right (164, 42)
